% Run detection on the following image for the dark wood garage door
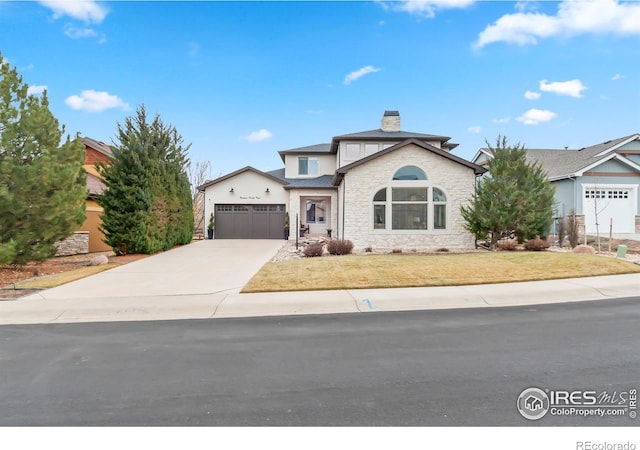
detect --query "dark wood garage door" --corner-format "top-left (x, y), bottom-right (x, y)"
top-left (215, 204), bottom-right (286, 239)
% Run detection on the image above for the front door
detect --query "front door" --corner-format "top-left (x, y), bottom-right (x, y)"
top-left (304, 199), bottom-right (330, 235)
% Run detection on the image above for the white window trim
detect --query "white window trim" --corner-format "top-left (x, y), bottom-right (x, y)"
top-left (370, 185), bottom-right (450, 233)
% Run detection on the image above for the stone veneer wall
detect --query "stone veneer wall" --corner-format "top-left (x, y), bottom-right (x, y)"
top-left (636, 216), bottom-right (640, 234)
top-left (55, 231), bottom-right (89, 256)
top-left (341, 143), bottom-right (478, 251)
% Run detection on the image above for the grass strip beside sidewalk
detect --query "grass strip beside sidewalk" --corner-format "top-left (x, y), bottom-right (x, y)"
top-left (242, 252), bottom-right (640, 293)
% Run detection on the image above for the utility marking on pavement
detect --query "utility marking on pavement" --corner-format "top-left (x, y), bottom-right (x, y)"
top-left (362, 299), bottom-right (374, 310)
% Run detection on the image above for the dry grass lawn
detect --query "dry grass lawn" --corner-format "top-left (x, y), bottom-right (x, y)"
top-left (242, 252), bottom-right (640, 293)
top-left (13, 264), bottom-right (119, 289)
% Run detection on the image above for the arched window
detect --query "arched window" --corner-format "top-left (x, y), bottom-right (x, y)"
top-left (393, 166), bottom-right (427, 180)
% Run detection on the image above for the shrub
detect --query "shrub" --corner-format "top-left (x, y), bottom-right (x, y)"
top-left (326, 239), bottom-right (353, 256)
top-left (557, 215), bottom-right (566, 248)
top-left (392, 248), bottom-right (402, 254)
top-left (573, 244), bottom-right (596, 254)
top-left (364, 246), bottom-right (373, 253)
top-left (524, 238), bottom-right (550, 251)
top-left (567, 209), bottom-right (580, 248)
top-left (436, 248), bottom-right (450, 253)
top-left (303, 242), bottom-right (324, 257)
top-left (497, 239), bottom-right (518, 251)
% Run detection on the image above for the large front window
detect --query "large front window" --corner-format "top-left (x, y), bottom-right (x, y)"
top-left (372, 166), bottom-right (447, 231)
top-left (298, 157), bottom-right (319, 176)
top-left (391, 188), bottom-right (428, 230)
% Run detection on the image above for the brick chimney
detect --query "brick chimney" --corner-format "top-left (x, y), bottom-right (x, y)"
top-left (381, 110), bottom-right (401, 132)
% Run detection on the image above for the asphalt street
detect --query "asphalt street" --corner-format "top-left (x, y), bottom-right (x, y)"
top-left (1, 297), bottom-right (639, 426)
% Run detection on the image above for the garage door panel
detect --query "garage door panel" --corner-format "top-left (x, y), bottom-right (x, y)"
top-left (215, 204), bottom-right (285, 239)
top-left (583, 188), bottom-right (635, 233)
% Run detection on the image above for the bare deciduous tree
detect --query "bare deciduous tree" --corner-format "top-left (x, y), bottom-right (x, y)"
top-left (188, 160), bottom-right (212, 235)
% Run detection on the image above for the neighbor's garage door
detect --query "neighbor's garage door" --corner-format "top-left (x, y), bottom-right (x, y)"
top-left (583, 188), bottom-right (635, 233)
top-left (215, 204), bottom-right (286, 239)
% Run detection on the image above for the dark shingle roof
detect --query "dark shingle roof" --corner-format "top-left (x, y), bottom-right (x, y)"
top-left (277, 143), bottom-right (331, 162)
top-left (282, 175), bottom-right (335, 190)
top-left (266, 169), bottom-right (335, 189)
top-left (479, 133), bottom-right (639, 180)
top-left (330, 129), bottom-right (458, 152)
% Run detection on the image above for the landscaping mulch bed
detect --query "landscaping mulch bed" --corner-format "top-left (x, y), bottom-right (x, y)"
top-left (0, 252), bottom-right (148, 292)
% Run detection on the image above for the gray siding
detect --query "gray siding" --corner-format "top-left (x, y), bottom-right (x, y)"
top-left (551, 178), bottom-right (577, 217)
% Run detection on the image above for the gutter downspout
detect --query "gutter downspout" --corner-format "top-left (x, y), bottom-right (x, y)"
top-left (341, 178), bottom-right (346, 240)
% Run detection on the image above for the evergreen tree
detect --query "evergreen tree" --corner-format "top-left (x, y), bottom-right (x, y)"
top-left (0, 53), bottom-right (86, 264)
top-left (460, 136), bottom-right (555, 248)
top-left (98, 105), bottom-right (193, 254)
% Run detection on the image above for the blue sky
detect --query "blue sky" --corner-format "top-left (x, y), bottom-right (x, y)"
top-left (1, 0), bottom-right (639, 176)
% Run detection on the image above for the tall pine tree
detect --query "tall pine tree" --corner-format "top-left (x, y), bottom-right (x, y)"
top-left (0, 53), bottom-right (86, 265)
top-left (97, 106), bottom-right (193, 254)
top-left (460, 136), bottom-right (556, 248)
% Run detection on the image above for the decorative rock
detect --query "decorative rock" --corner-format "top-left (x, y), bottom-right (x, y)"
top-left (572, 244), bottom-right (596, 254)
top-left (89, 254), bottom-right (109, 266)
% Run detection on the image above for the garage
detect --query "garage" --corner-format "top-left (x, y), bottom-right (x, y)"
top-left (583, 187), bottom-right (636, 233)
top-left (215, 204), bottom-right (286, 239)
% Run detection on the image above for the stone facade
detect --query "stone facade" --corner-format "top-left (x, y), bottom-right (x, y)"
top-left (636, 215), bottom-right (640, 233)
top-left (55, 231), bottom-right (89, 256)
top-left (340, 143), bottom-right (478, 251)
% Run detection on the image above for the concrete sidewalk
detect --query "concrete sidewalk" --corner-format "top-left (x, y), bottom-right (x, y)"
top-left (1, 273), bottom-right (638, 325)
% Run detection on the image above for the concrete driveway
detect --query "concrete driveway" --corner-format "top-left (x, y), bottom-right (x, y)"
top-left (25, 239), bottom-right (284, 300)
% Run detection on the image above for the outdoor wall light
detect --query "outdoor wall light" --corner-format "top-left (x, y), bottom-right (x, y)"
top-left (229, 187), bottom-right (234, 193)
top-left (265, 188), bottom-right (270, 193)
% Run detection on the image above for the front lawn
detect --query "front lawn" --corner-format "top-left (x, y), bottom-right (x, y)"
top-left (241, 252), bottom-right (640, 293)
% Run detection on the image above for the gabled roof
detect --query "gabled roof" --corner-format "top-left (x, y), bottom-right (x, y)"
top-left (474, 133), bottom-right (640, 180)
top-left (267, 168), bottom-right (335, 190)
top-left (333, 138), bottom-right (486, 186)
top-left (329, 130), bottom-right (458, 153)
top-left (82, 136), bottom-right (113, 158)
top-left (197, 166), bottom-right (288, 191)
top-left (277, 143), bottom-right (331, 162)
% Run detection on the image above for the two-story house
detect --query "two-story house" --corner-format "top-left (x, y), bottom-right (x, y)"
top-left (198, 111), bottom-right (486, 251)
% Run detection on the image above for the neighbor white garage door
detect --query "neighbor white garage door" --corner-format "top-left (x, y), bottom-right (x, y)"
top-left (583, 187), bottom-right (636, 233)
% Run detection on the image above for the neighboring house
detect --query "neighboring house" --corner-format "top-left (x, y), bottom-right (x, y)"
top-left (198, 111), bottom-right (486, 251)
top-left (80, 137), bottom-right (113, 252)
top-left (55, 137), bottom-right (113, 256)
top-left (473, 133), bottom-right (640, 235)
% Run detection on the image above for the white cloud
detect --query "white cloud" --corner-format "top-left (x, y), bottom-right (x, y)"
top-left (65, 90), bottom-right (129, 112)
top-left (27, 85), bottom-right (47, 95)
top-left (516, 108), bottom-right (557, 125)
top-left (383, 0), bottom-right (476, 19)
top-left (242, 129), bottom-right (273, 143)
top-left (539, 79), bottom-right (587, 98)
top-left (343, 66), bottom-right (381, 85)
top-left (612, 73), bottom-right (624, 81)
top-left (38, 0), bottom-right (108, 23)
top-left (475, 0), bottom-right (640, 48)
top-left (467, 126), bottom-right (481, 134)
top-left (524, 90), bottom-right (541, 100)
top-left (492, 117), bottom-right (510, 124)
top-left (64, 24), bottom-right (97, 39)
